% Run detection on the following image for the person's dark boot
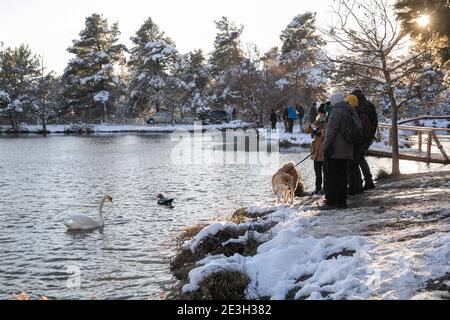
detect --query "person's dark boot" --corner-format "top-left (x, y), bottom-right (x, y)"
top-left (348, 187), bottom-right (364, 196)
top-left (318, 201), bottom-right (336, 211)
top-left (337, 202), bottom-right (348, 209)
top-left (363, 180), bottom-right (376, 191)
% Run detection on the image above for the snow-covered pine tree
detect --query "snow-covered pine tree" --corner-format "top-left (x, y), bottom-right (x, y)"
top-left (0, 44), bottom-right (40, 129)
top-left (62, 13), bottom-right (126, 122)
top-left (128, 17), bottom-right (181, 117)
top-left (279, 12), bottom-right (328, 105)
top-left (208, 17), bottom-right (246, 115)
top-left (176, 50), bottom-right (210, 116)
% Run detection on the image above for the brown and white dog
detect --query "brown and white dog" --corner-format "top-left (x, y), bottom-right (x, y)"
top-left (272, 161), bottom-right (300, 204)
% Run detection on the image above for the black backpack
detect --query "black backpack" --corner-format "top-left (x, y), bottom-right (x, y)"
top-left (335, 105), bottom-right (363, 144)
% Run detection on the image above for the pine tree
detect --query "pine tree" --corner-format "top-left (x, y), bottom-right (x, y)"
top-left (208, 17), bottom-right (246, 114)
top-left (128, 17), bottom-right (181, 117)
top-left (176, 50), bottom-right (209, 115)
top-left (62, 13), bottom-right (126, 122)
top-left (0, 44), bottom-right (40, 129)
top-left (279, 13), bottom-right (328, 106)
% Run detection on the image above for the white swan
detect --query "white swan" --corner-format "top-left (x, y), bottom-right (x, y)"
top-left (64, 195), bottom-right (113, 230)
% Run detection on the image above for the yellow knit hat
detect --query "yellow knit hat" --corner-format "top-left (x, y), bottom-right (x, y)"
top-left (345, 95), bottom-right (359, 108)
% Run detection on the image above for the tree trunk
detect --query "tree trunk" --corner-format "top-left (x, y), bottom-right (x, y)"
top-left (42, 93), bottom-right (47, 136)
top-left (10, 115), bottom-right (16, 130)
top-left (381, 53), bottom-right (400, 176)
top-left (388, 88), bottom-right (400, 176)
top-left (42, 107), bottom-right (47, 137)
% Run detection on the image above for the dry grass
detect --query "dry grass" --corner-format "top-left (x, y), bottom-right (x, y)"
top-left (170, 205), bottom-right (279, 300)
top-left (12, 292), bottom-right (48, 300)
top-left (173, 223), bottom-right (209, 249)
top-left (171, 226), bottom-right (245, 280)
top-left (230, 208), bottom-right (248, 224)
top-left (178, 270), bottom-right (250, 300)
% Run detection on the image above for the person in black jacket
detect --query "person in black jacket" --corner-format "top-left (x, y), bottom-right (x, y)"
top-left (345, 95), bottom-right (373, 195)
top-left (351, 89), bottom-right (377, 190)
top-left (270, 109), bottom-right (277, 130)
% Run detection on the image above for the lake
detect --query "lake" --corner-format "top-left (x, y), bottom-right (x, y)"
top-left (0, 133), bottom-right (446, 299)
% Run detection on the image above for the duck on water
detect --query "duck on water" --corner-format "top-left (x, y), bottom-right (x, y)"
top-left (157, 194), bottom-right (174, 208)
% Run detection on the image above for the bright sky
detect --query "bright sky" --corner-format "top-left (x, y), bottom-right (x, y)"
top-left (0, 0), bottom-right (334, 74)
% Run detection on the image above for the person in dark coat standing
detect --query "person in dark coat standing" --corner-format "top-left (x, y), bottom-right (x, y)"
top-left (320, 92), bottom-right (354, 210)
top-left (351, 89), bottom-right (377, 190)
top-left (270, 109), bottom-right (277, 130)
top-left (345, 95), bottom-right (372, 195)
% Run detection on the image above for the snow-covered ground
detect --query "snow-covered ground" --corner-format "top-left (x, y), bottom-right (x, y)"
top-left (0, 120), bottom-right (252, 133)
top-left (399, 117), bottom-right (450, 128)
top-left (258, 123), bottom-right (313, 146)
top-left (178, 171), bottom-right (450, 300)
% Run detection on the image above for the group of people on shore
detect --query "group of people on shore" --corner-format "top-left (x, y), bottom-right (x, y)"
top-left (271, 89), bottom-right (379, 210)
top-left (270, 102), bottom-right (318, 133)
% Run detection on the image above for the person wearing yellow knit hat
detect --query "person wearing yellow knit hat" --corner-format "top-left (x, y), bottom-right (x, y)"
top-left (345, 95), bottom-right (359, 108)
top-left (345, 94), bottom-right (372, 195)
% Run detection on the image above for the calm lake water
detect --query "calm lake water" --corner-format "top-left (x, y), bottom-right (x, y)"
top-left (0, 134), bottom-right (447, 299)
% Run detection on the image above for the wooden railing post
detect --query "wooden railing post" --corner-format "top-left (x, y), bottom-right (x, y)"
top-left (432, 132), bottom-right (450, 164)
top-left (418, 131), bottom-right (422, 153)
top-left (426, 130), bottom-right (432, 163)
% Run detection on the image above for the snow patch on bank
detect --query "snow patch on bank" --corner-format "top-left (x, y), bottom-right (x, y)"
top-left (183, 221), bottom-right (237, 253)
top-left (0, 120), bottom-right (253, 134)
top-left (181, 195), bottom-right (450, 299)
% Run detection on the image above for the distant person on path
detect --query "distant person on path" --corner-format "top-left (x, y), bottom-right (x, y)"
top-left (345, 95), bottom-right (372, 195)
top-left (352, 89), bottom-right (378, 190)
top-left (320, 92), bottom-right (355, 210)
top-left (309, 103), bottom-right (318, 123)
top-left (296, 104), bottom-right (305, 132)
top-left (270, 109), bottom-right (277, 130)
top-left (287, 102), bottom-right (297, 133)
top-left (283, 106), bottom-right (289, 133)
top-left (231, 107), bottom-right (237, 121)
top-left (304, 104), bottom-right (327, 194)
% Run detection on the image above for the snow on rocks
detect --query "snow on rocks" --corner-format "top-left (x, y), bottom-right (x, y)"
top-left (183, 221), bottom-right (237, 253)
